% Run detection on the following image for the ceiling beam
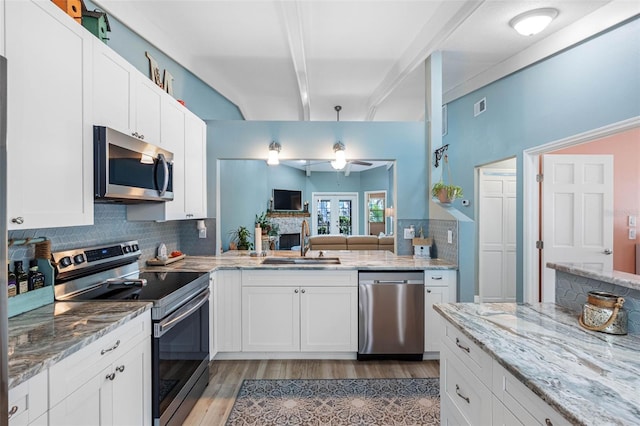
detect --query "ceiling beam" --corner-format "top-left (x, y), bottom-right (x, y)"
top-left (280, 0), bottom-right (311, 121)
top-left (365, 0), bottom-right (484, 121)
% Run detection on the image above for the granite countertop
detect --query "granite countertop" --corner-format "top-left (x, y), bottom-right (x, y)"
top-left (143, 250), bottom-right (457, 273)
top-left (8, 301), bottom-right (152, 389)
top-left (434, 302), bottom-right (640, 425)
top-left (547, 262), bottom-right (640, 292)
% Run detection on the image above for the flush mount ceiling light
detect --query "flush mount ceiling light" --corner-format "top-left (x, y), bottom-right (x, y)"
top-left (267, 141), bottom-right (281, 165)
top-left (331, 141), bottom-right (347, 170)
top-left (509, 8), bottom-right (558, 36)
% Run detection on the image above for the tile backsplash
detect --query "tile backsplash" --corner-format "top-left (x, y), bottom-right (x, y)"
top-left (8, 204), bottom-right (216, 266)
top-left (395, 219), bottom-right (458, 264)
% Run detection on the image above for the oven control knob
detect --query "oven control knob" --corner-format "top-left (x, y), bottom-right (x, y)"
top-left (73, 254), bottom-right (85, 265)
top-left (123, 245), bottom-right (131, 253)
top-left (59, 256), bottom-right (72, 268)
top-left (131, 244), bottom-right (139, 252)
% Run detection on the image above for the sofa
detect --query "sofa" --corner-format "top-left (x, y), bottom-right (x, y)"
top-left (308, 235), bottom-right (395, 253)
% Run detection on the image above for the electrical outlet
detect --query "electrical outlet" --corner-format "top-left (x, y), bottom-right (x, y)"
top-left (630, 228), bottom-right (637, 240)
top-left (630, 215), bottom-right (637, 227)
top-left (404, 228), bottom-right (415, 239)
top-left (199, 228), bottom-right (207, 239)
top-left (447, 229), bottom-right (453, 244)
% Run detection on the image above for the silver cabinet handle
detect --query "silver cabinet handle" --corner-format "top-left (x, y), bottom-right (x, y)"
top-left (11, 217), bottom-right (24, 225)
top-left (116, 365), bottom-right (125, 373)
top-left (105, 372), bottom-right (116, 381)
top-left (139, 134), bottom-right (144, 140)
top-left (603, 248), bottom-right (613, 255)
top-left (455, 337), bottom-right (470, 353)
top-left (8, 405), bottom-right (19, 419)
top-left (301, 289), bottom-right (306, 293)
top-left (294, 289), bottom-right (299, 293)
top-left (431, 276), bottom-right (443, 280)
top-left (545, 420), bottom-right (553, 426)
top-left (455, 384), bottom-right (470, 403)
top-left (101, 339), bottom-right (120, 355)
top-left (426, 289), bottom-right (432, 293)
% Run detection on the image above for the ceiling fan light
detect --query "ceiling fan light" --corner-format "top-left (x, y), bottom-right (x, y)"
top-left (332, 141), bottom-right (346, 170)
top-left (509, 8), bottom-right (558, 36)
top-left (267, 141), bottom-right (281, 165)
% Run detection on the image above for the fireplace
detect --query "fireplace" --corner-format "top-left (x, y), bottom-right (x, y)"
top-left (279, 233), bottom-right (300, 250)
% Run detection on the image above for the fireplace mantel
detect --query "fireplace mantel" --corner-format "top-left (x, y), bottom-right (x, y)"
top-left (267, 211), bottom-right (311, 218)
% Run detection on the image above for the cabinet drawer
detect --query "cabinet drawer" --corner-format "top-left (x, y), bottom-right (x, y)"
top-left (442, 321), bottom-right (493, 384)
top-left (8, 371), bottom-right (48, 426)
top-left (441, 345), bottom-right (492, 425)
top-left (492, 361), bottom-right (570, 426)
top-left (242, 270), bottom-right (357, 287)
top-left (425, 270), bottom-right (453, 286)
top-left (49, 311), bottom-right (150, 406)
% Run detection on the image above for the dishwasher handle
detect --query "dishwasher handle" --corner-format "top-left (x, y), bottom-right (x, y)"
top-left (361, 279), bottom-right (424, 285)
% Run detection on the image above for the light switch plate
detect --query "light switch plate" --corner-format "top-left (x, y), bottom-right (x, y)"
top-left (447, 229), bottom-right (453, 244)
top-left (630, 228), bottom-right (637, 240)
top-left (629, 215), bottom-right (637, 227)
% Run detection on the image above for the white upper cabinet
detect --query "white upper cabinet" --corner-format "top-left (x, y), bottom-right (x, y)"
top-left (6, 0), bottom-right (93, 230)
top-left (184, 112), bottom-right (207, 218)
top-left (92, 39), bottom-right (162, 145)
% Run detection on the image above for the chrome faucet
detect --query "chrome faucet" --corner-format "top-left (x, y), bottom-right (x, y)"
top-left (300, 219), bottom-right (310, 257)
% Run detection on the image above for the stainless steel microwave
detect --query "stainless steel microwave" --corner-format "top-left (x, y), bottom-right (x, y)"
top-left (94, 126), bottom-right (174, 203)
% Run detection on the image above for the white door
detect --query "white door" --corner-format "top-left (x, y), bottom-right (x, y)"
top-left (312, 193), bottom-right (358, 235)
top-left (542, 154), bottom-right (613, 302)
top-left (479, 169), bottom-right (517, 302)
top-left (300, 286), bottom-right (358, 352)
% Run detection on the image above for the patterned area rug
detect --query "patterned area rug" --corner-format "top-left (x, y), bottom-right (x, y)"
top-left (226, 378), bottom-right (440, 425)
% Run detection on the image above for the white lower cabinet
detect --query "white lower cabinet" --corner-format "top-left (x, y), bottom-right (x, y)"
top-left (439, 318), bottom-right (570, 426)
top-left (8, 371), bottom-right (47, 426)
top-left (241, 270), bottom-right (358, 353)
top-left (48, 312), bottom-right (152, 426)
top-left (424, 270), bottom-right (456, 353)
top-left (214, 270), bottom-right (242, 354)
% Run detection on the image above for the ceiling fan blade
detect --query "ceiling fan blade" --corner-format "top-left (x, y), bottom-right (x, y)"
top-left (349, 160), bottom-right (373, 166)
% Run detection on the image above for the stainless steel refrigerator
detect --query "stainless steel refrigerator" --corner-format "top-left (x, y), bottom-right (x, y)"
top-left (1, 54), bottom-right (9, 425)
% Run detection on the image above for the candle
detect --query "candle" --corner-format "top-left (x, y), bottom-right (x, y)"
top-left (254, 226), bottom-right (262, 253)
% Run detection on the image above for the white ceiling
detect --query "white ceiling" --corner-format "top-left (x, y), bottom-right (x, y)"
top-left (94, 0), bottom-right (639, 121)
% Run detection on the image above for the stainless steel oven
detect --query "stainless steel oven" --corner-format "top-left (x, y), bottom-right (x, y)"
top-left (53, 241), bottom-right (209, 426)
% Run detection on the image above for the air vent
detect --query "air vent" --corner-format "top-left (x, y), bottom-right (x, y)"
top-left (474, 97), bottom-right (486, 117)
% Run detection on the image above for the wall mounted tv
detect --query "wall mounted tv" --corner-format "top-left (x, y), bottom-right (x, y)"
top-left (273, 189), bottom-right (302, 211)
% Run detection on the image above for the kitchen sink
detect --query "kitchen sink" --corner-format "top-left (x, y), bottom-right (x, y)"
top-left (261, 257), bottom-right (341, 265)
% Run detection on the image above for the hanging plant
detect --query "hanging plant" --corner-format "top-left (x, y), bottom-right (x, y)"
top-left (431, 154), bottom-right (463, 204)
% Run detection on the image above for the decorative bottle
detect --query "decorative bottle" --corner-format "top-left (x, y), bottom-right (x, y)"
top-left (7, 263), bottom-right (17, 297)
top-left (28, 260), bottom-right (46, 291)
top-left (14, 261), bottom-right (29, 295)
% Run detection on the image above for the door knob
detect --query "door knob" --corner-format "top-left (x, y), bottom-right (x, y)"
top-left (603, 248), bottom-right (613, 255)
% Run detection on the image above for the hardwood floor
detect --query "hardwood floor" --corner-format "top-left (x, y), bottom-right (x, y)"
top-left (183, 359), bottom-right (440, 425)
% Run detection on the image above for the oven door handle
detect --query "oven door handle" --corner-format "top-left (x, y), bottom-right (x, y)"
top-left (154, 289), bottom-right (209, 338)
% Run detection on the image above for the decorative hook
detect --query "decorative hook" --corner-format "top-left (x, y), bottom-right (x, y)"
top-left (434, 144), bottom-right (449, 168)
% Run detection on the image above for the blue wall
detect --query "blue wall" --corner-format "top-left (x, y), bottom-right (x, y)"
top-left (86, 0), bottom-right (243, 121)
top-left (443, 18), bottom-right (640, 301)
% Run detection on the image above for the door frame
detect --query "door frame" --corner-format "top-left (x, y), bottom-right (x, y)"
top-left (364, 190), bottom-right (387, 236)
top-left (522, 116), bottom-right (639, 303)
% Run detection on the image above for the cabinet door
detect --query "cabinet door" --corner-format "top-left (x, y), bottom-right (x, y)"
top-left (112, 338), bottom-right (152, 426)
top-left (184, 112), bottom-right (207, 218)
top-left (242, 286), bottom-right (300, 352)
top-left (93, 40), bottom-right (134, 135)
top-left (424, 285), bottom-right (449, 352)
top-left (160, 96), bottom-right (186, 219)
top-left (134, 76), bottom-right (162, 144)
top-left (6, 0), bottom-right (93, 230)
top-left (215, 271), bottom-right (242, 353)
top-left (49, 365), bottom-right (113, 426)
top-left (300, 286), bottom-right (357, 352)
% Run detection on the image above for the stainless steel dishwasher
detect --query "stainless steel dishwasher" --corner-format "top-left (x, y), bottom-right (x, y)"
top-left (358, 271), bottom-right (424, 360)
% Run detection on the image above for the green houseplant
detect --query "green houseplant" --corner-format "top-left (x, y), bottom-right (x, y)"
top-left (229, 226), bottom-right (253, 250)
top-left (255, 211), bottom-right (278, 236)
top-left (432, 154), bottom-right (463, 204)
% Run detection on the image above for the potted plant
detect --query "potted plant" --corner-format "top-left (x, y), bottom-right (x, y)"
top-left (229, 226), bottom-right (253, 250)
top-left (255, 212), bottom-right (273, 235)
top-left (431, 154), bottom-right (463, 204)
top-left (432, 181), bottom-right (463, 204)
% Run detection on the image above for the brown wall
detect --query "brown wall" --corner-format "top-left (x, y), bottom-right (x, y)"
top-left (553, 127), bottom-right (640, 274)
